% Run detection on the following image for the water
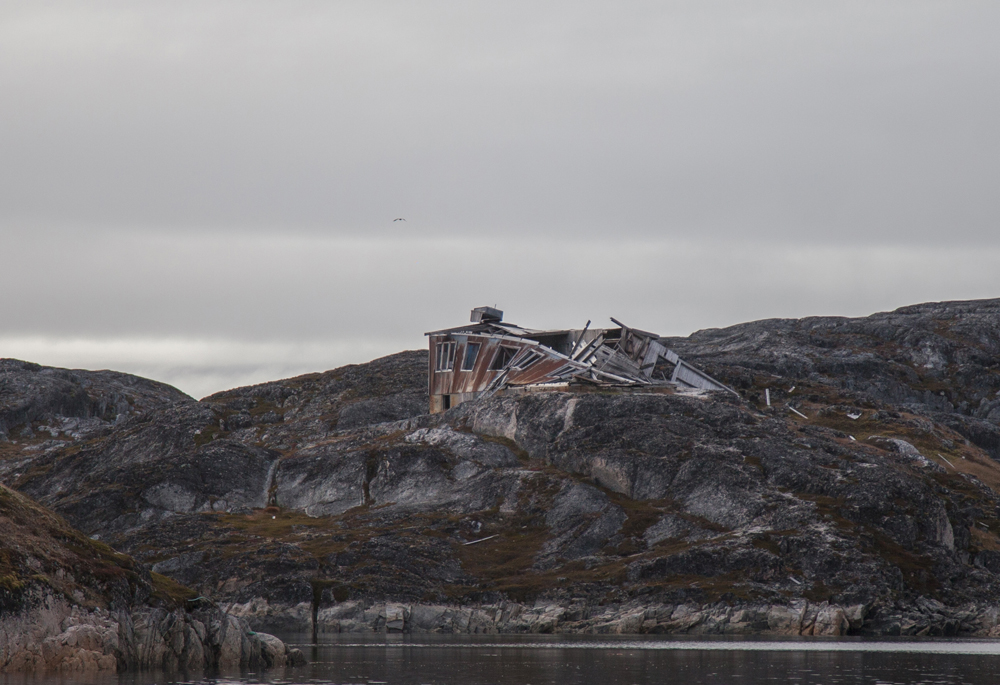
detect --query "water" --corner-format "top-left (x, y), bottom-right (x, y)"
top-left (6, 634), bottom-right (1000, 685)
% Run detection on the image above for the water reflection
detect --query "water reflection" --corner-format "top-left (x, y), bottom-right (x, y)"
top-left (4, 634), bottom-right (1000, 685)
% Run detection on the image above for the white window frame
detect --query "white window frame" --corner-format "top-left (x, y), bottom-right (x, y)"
top-left (461, 342), bottom-right (482, 371)
top-left (435, 341), bottom-right (456, 372)
top-left (512, 349), bottom-right (544, 371)
top-left (489, 345), bottom-right (519, 371)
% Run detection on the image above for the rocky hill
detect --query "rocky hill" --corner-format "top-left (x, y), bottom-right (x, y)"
top-left (0, 359), bottom-right (192, 437)
top-left (665, 298), bottom-right (1000, 460)
top-left (0, 359), bottom-right (193, 488)
top-left (0, 362), bottom-right (302, 673)
top-left (6, 299), bottom-right (1000, 639)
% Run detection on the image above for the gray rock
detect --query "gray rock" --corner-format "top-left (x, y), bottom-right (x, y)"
top-left (0, 593), bottom-right (297, 673)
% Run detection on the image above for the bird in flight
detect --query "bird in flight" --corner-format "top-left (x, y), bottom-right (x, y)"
top-left (393, 218), bottom-right (405, 222)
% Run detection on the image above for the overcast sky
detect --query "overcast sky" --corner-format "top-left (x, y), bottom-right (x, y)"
top-left (2, 1), bottom-right (999, 398)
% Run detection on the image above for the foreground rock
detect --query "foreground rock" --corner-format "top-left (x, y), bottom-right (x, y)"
top-left (1, 595), bottom-right (302, 673)
top-left (0, 483), bottom-right (301, 673)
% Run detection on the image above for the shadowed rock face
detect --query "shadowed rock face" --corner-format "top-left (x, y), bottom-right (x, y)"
top-left (10, 402), bottom-right (278, 538)
top-left (0, 359), bottom-right (193, 484)
top-left (8, 303), bottom-right (1000, 637)
top-left (201, 349), bottom-right (428, 436)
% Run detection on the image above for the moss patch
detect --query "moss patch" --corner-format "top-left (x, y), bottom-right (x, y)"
top-left (150, 572), bottom-right (198, 607)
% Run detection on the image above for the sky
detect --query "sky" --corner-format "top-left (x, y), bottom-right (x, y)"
top-left (2, 1), bottom-right (999, 399)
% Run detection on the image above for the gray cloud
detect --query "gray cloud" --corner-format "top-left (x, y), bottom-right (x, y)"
top-left (2, 1), bottom-right (999, 395)
top-left (3, 1), bottom-right (998, 242)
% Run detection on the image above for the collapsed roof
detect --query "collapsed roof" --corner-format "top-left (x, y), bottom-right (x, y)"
top-left (425, 307), bottom-right (735, 412)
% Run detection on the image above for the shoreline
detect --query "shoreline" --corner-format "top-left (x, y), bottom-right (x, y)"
top-left (228, 597), bottom-right (1000, 638)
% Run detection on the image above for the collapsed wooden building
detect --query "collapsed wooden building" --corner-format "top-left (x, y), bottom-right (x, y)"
top-left (425, 306), bottom-right (735, 413)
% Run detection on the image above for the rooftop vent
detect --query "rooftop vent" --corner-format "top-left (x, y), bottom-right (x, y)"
top-left (471, 306), bottom-right (503, 323)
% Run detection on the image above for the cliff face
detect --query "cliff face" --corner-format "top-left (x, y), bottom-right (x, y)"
top-left (6, 300), bottom-right (1000, 638)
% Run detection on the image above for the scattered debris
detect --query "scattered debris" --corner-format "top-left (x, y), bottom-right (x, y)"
top-left (847, 411), bottom-right (862, 420)
top-left (788, 406), bottom-right (808, 419)
top-left (789, 576), bottom-right (802, 585)
top-left (765, 388), bottom-right (771, 406)
top-left (849, 435), bottom-right (856, 441)
top-left (868, 436), bottom-right (936, 469)
top-left (462, 534), bottom-right (499, 546)
top-left (425, 307), bottom-right (737, 413)
top-left (938, 453), bottom-right (955, 469)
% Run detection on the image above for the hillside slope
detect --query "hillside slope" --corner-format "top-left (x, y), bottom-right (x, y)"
top-left (0, 359), bottom-right (194, 485)
top-left (667, 298), bottom-right (1000, 459)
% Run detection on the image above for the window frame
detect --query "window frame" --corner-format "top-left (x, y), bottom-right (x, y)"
top-left (435, 341), bottom-right (456, 372)
top-left (461, 341), bottom-right (482, 371)
top-left (489, 345), bottom-right (519, 371)
top-left (512, 349), bottom-right (544, 371)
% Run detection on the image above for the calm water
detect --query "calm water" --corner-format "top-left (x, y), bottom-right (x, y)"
top-left (7, 633), bottom-right (1000, 685)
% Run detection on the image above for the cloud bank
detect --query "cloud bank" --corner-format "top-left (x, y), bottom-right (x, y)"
top-left (2, 1), bottom-right (998, 395)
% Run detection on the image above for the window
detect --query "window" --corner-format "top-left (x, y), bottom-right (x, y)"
top-left (489, 345), bottom-right (518, 370)
top-left (513, 349), bottom-right (544, 370)
top-left (435, 341), bottom-right (456, 372)
top-left (552, 364), bottom-right (579, 378)
top-left (462, 342), bottom-right (482, 371)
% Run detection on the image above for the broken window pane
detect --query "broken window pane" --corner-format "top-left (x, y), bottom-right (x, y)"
top-left (513, 349), bottom-right (544, 370)
top-left (462, 342), bottom-right (481, 371)
top-left (552, 364), bottom-right (579, 378)
top-left (489, 346), bottom-right (517, 371)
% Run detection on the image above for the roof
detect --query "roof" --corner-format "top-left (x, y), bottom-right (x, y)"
top-left (424, 321), bottom-right (541, 337)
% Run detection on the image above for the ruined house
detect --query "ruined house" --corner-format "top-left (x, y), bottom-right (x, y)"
top-left (425, 306), bottom-right (735, 413)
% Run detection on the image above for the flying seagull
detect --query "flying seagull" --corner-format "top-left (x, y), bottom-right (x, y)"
top-left (393, 218), bottom-right (405, 222)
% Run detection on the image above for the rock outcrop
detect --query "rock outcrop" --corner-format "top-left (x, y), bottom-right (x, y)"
top-left (665, 298), bottom-right (1000, 460)
top-left (0, 482), bottom-right (300, 673)
top-left (0, 358), bottom-right (191, 443)
top-left (0, 593), bottom-right (302, 673)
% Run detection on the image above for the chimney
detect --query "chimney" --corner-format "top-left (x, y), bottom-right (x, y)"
top-left (470, 306), bottom-right (503, 323)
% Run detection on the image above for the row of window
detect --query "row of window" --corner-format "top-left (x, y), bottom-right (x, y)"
top-left (435, 340), bottom-right (544, 373)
